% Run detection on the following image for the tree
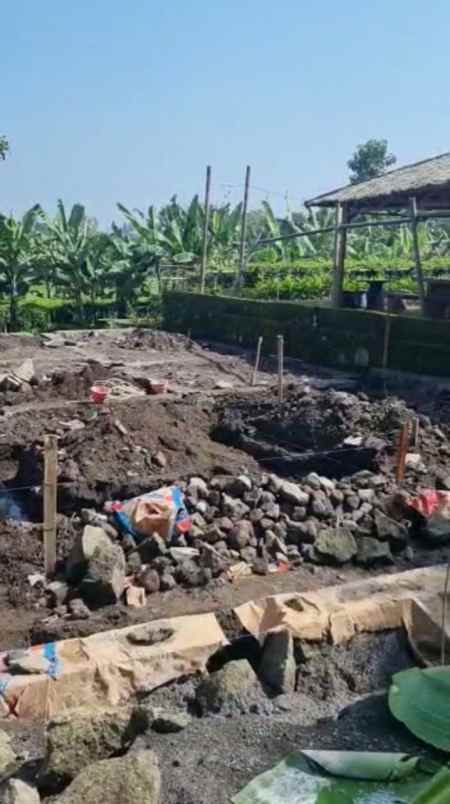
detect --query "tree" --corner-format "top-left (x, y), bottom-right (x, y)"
top-left (348, 139), bottom-right (396, 184)
top-left (0, 136), bottom-right (9, 161)
top-left (0, 205), bottom-right (41, 327)
top-left (40, 200), bottom-right (113, 314)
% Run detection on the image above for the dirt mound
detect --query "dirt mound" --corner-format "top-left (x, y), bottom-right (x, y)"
top-left (216, 389), bottom-right (415, 452)
top-left (116, 329), bottom-right (193, 352)
top-left (0, 396), bottom-right (257, 512)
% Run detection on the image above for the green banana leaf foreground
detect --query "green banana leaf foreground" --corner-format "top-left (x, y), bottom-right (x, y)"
top-left (232, 751), bottom-right (449, 804)
top-left (389, 667), bottom-right (450, 751)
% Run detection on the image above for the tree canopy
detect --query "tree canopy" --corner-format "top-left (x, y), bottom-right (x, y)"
top-left (348, 139), bottom-right (396, 184)
top-left (0, 135), bottom-right (9, 161)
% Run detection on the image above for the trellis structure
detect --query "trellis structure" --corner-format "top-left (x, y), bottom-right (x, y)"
top-left (305, 151), bottom-right (450, 312)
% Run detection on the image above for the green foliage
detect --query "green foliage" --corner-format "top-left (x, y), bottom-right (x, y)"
top-left (233, 751), bottom-right (437, 803)
top-left (389, 667), bottom-right (450, 751)
top-left (0, 205), bottom-right (42, 328)
top-left (1, 188), bottom-right (450, 328)
top-left (348, 138), bottom-right (397, 183)
top-left (0, 135), bottom-right (9, 161)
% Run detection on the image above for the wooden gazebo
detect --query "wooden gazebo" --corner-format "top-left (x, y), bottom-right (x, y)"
top-left (305, 151), bottom-right (450, 312)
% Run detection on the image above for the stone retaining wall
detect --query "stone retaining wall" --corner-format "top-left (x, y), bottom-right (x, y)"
top-left (163, 292), bottom-right (450, 376)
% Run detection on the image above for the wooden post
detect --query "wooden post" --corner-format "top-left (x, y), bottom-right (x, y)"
top-left (237, 165), bottom-right (251, 288)
top-left (409, 197), bottom-right (426, 315)
top-left (395, 422), bottom-right (410, 483)
top-left (44, 434), bottom-right (58, 578)
top-left (412, 417), bottom-right (420, 448)
top-left (382, 314), bottom-right (392, 370)
top-left (277, 335), bottom-right (284, 403)
top-left (200, 165), bottom-right (212, 294)
top-left (331, 203), bottom-right (348, 307)
top-left (251, 336), bottom-right (263, 386)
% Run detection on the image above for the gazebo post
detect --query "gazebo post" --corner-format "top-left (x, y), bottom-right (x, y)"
top-left (409, 196), bottom-right (426, 316)
top-left (331, 202), bottom-right (348, 307)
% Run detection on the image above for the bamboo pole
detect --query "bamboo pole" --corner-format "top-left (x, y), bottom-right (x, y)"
top-left (200, 165), bottom-right (212, 294)
top-left (331, 203), bottom-right (348, 307)
top-left (237, 165), bottom-right (251, 288)
top-left (277, 335), bottom-right (284, 403)
top-left (251, 336), bottom-right (263, 386)
top-left (44, 434), bottom-right (58, 578)
top-left (409, 197), bottom-right (426, 316)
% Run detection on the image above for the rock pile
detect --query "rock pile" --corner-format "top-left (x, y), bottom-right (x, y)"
top-left (42, 464), bottom-right (423, 618)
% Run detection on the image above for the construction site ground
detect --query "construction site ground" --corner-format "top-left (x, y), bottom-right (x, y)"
top-left (0, 327), bottom-right (448, 803)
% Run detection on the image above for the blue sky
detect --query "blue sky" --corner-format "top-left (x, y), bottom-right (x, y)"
top-left (1, 0), bottom-right (449, 226)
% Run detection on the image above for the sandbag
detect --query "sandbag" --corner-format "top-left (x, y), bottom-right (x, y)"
top-left (106, 486), bottom-right (191, 540)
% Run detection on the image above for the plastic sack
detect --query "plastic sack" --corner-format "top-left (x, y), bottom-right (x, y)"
top-left (106, 485), bottom-right (191, 541)
top-left (406, 489), bottom-right (450, 543)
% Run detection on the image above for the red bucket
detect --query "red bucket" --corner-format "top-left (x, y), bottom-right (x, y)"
top-left (90, 385), bottom-right (110, 404)
top-left (148, 380), bottom-right (168, 395)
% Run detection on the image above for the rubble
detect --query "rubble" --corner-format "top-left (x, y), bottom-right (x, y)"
top-left (41, 705), bottom-right (148, 790)
top-left (259, 629), bottom-right (296, 694)
top-left (149, 708), bottom-right (191, 733)
top-left (54, 750), bottom-right (161, 804)
top-left (0, 729), bottom-right (17, 776)
top-left (196, 659), bottom-right (261, 714)
top-left (0, 779), bottom-right (40, 804)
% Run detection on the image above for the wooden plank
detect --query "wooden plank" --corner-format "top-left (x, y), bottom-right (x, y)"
top-left (44, 434), bottom-right (58, 578)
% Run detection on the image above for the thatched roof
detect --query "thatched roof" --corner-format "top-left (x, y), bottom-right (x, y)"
top-left (306, 151), bottom-right (450, 211)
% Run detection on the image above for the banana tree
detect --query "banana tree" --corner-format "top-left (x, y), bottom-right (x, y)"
top-left (109, 225), bottom-right (162, 311)
top-left (41, 201), bottom-right (114, 317)
top-left (118, 201), bottom-right (197, 264)
top-left (0, 205), bottom-right (41, 328)
top-left (0, 135), bottom-right (9, 161)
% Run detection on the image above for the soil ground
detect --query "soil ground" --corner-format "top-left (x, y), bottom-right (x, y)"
top-left (0, 327), bottom-right (449, 802)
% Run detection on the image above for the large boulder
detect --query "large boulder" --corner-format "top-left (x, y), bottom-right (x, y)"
top-left (67, 526), bottom-right (126, 606)
top-left (196, 660), bottom-right (260, 714)
top-left (41, 705), bottom-right (148, 791)
top-left (228, 520), bottom-right (254, 550)
top-left (55, 751), bottom-right (160, 804)
top-left (0, 729), bottom-right (16, 778)
top-left (277, 480), bottom-right (310, 507)
top-left (314, 526), bottom-right (357, 564)
top-left (374, 509), bottom-right (408, 548)
top-left (0, 779), bottom-right (40, 804)
top-left (259, 629), bottom-right (296, 694)
top-left (66, 525), bottom-right (126, 599)
top-left (356, 537), bottom-right (394, 567)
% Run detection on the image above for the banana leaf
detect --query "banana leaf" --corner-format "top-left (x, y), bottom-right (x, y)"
top-left (412, 768), bottom-right (450, 803)
top-left (232, 751), bottom-right (436, 804)
top-left (389, 667), bottom-right (450, 751)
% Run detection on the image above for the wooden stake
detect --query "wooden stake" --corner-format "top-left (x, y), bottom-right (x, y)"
top-left (395, 422), bottom-right (410, 484)
top-left (251, 336), bottom-right (263, 386)
top-left (44, 434), bottom-right (58, 578)
top-left (237, 165), bottom-right (251, 288)
top-left (382, 314), bottom-right (392, 370)
top-left (412, 416), bottom-right (420, 448)
top-left (409, 197), bottom-right (426, 316)
top-left (277, 335), bottom-right (284, 403)
top-left (200, 165), bottom-right (212, 294)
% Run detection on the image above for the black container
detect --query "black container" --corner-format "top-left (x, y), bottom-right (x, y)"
top-left (366, 280), bottom-right (386, 311)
